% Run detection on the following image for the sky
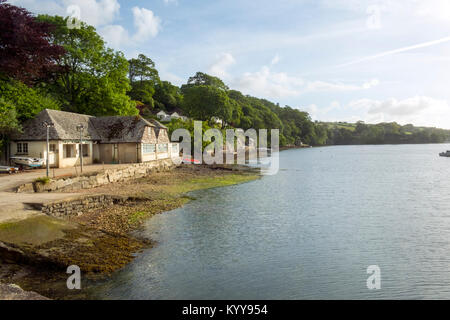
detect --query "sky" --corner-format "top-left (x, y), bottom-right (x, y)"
top-left (8, 0), bottom-right (450, 128)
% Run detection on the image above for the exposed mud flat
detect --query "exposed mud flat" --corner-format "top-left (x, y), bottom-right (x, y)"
top-left (0, 165), bottom-right (259, 299)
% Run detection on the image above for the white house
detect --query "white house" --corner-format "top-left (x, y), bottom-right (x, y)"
top-left (156, 110), bottom-right (188, 122)
top-left (11, 109), bottom-right (179, 168)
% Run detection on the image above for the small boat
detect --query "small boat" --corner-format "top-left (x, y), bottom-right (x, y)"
top-left (439, 150), bottom-right (450, 157)
top-left (0, 166), bottom-right (19, 174)
top-left (10, 156), bottom-right (44, 168)
top-left (182, 156), bottom-right (201, 164)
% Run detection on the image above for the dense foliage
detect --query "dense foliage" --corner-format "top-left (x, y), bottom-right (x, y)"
top-left (36, 15), bottom-right (137, 116)
top-left (324, 121), bottom-right (450, 145)
top-left (0, 0), bottom-right (65, 84)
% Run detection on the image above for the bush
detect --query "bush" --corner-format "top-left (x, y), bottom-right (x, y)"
top-left (34, 176), bottom-right (50, 185)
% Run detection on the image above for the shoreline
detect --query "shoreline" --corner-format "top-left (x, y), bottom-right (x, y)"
top-left (0, 164), bottom-right (260, 300)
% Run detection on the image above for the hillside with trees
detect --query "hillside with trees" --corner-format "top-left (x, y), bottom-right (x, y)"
top-left (324, 121), bottom-right (450, 145)
top-left (1, 0), bottom-right (449, 159)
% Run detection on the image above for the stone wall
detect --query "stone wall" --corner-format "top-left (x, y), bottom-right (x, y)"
top-left (19, 158), bottom-right (175, 193)
top-left (41, 194), bottom-right (128, 218)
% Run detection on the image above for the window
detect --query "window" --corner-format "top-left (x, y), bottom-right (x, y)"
top-left (172, 144), bottom-right (179, 153)
top-left (16, 143), bottom-right (28, 154)
top-left (64, 144), bottom-right (76, 158)
top-left (82, 144), bottom-right (89, 157)
top-left (143, 143), bottom-right (156, 154)
top-left (157, 143), bottom-right (168, 153)
top-left (49, 144), bottom-right (56, 152)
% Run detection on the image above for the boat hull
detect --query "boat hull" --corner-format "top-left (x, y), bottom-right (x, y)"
top-left (10, 157), bottom-right (44, 168)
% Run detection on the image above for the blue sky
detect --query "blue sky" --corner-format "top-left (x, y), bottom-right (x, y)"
top-left (9, 0), bottom-right (450, 128)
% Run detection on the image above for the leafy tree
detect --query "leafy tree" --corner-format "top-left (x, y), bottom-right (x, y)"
top-left (36, 15), bottom-right (137, 116)
top-left (153, 81), bottom-right (183, 111)
top-left (182, 85), bottom-right (232, 127)
top-left (181, 72), bottom-right (229, 92)
top-left (128, 80), bottom-right (155, 107)
top-left (128, 54), bottom-right (159, 83)
top-left (0, 78), bottom-right (60, 122)
top-left (0, 0), bottom-right (65, 84)
top-left (0, 98), bottom-right (20, 135)
top-left (127, 54), bottom-right (160, 108)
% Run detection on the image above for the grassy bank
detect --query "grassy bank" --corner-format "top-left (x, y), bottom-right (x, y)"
top-left (0, 165), bottom-right (260, 299)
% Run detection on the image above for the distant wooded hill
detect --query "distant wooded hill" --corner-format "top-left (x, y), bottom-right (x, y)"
top-left (321, 121), bottom-right (450, 145)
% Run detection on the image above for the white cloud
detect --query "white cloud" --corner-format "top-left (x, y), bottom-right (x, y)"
top-left (132, 7), bottom-right (161, 41)
top-left (305, 101), bottom-right (342, 120)
top-left (99, 24), bottom-right (128, 49)
top-left (231, 64), bottom-right (379, 99)
top-left (232, 66), bottom-right (303, 98)
top-left (163, 0), bottom-right (178, 5)
top-left (321, 0), bottom-right (450, 24)
top-left (99, 7), bottom-right (162, 50)
top-left (347, 96), bottom-right (450, 128)
top-left (10, 0), bottom-right (120, 27)
top-left (271, 54), bottom-right (280, 65)
top-left (10, 1), bottom-right (161, 50)
top-left (208, 53), bottom-right (236, 78)
top-left (304, 96), bottom-right (450, 128)
top-left (306, 78), bottom-right (379, 92)
top-left (159, 70), bottom-right (184, 86)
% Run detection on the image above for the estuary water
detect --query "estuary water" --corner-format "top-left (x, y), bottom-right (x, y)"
top-left (92, 144), bottom-right (450, 299)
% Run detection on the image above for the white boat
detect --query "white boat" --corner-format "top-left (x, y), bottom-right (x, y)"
top-left (439, 150), bottom-right (450, 157)
top-left (10, 156), bottom-right (44, 168)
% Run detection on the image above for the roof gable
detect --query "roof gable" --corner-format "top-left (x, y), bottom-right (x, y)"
top-left (12, 109), bottom-right (101, 141)
top-left (13, 109), bottom-right (170, 143)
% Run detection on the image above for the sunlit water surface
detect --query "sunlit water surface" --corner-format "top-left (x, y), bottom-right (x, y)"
top-left (90, 144), bottom-right (450, 299)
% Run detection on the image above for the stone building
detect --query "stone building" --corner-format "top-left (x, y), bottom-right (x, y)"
top-left (10, 109), bottom-right (179, 168)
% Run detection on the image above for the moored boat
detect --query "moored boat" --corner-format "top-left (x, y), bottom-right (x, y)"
top-left (439, 150), bottom-right (450, 157)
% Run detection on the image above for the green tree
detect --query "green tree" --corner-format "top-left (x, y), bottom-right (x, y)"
top-left (128, 54), bottom-right (159, 83)
top-left (153, 80), bottom-right (183, 111)
top-left (128, 54), bottom-right (160, 107)
top-left (36, 15), bottom-right (137, 116)
top-left (181, 72), bottom-right (229, 92)
top-left (0, 78), bottom-right (60, 122)
top-left (0, 98), bottom-right (20, 135)
top-left (182, 85), bottom-right (232, 127)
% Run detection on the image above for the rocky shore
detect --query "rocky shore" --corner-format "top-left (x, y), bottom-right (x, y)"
top-left (0, 283), bottom-right (49, 300)
top-left (0, 164), bottom-right (259, 299)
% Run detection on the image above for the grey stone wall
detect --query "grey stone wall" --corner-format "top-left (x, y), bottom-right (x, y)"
top-left (41, 195), bottom-right (128, 218)
top-left (18, 158), bottom-right (175, 193)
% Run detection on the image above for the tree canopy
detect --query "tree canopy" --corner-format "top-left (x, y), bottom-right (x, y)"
top-left (0, 0), bottom-right (65, 84)
top-left (36, 15), bottom-right (137, 116)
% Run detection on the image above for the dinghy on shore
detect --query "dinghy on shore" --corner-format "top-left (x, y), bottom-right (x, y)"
top-left (10, 156), bottom-right (44, 168)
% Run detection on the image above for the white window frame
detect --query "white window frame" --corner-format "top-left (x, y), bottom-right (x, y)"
top-left (16, 142), bottom-right (28, 154)
top-left (157, 143), bottom-right (168, 153)
top-left (143, 143), bottom-right (156, 154)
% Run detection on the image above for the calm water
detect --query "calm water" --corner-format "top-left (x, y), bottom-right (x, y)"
top-left (91, 144), bottom-right (450, 299)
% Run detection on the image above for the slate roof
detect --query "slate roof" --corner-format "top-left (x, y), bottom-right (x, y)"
top-left (91, 116), bottom-right (155, 143)
top-left (13, 109), bottom-right (166, 143)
